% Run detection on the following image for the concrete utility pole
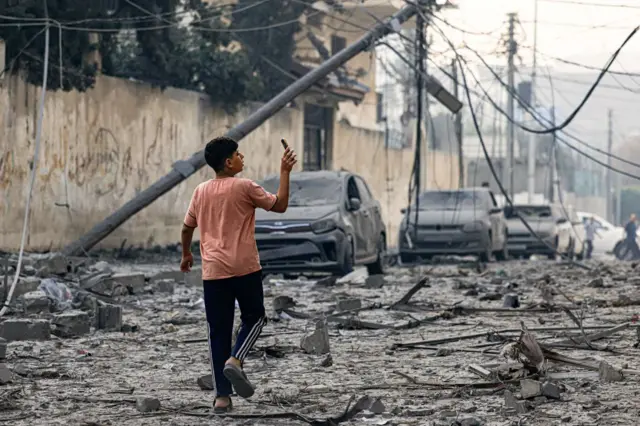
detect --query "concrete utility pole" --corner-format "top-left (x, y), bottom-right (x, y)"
top-left (413, 11), bottom-right (425, 232)
top-left (527, 0), bottom-right (538, 203)
top-left (62, 4), bottom-right (422, 256)
top-left (607, 109), bottom-right (613, 222)
top-left (505, 13), bottom-right (517, 200)
top-left (548, 107), bottom-right (556, 202)
top-left (452, 58), bottom-right (464, 188)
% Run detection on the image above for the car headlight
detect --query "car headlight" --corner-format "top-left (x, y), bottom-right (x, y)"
top-left (463, 221), bottom-right (484, 232)
top-left (311, 214), bottom-right (338, 234)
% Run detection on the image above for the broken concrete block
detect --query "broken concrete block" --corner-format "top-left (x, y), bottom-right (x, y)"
top-left (459, 418), bottom-right (484, 426)
top-left (365, 274), bottom-right (385, 289)
top-left (81, 273), bottom-right (116, 295)
top-left (149, 270), bottom-right (183, 283)
top-left (0, 338), bottom-right (6, 359)
top-left (320, 354), bottom-right (333, 367)
top-left (0, 363), bottom-right (12, 384)
top-left (0, 319), bottom-right (50, 341)
top-left (52, 311), bottom-right (91, 337)
top-left (20, 290), bottom-right (50, 313)
top-left (368, 398), bottom-right (385, 414)
top-left (92, 261), bottom-right (113, 274)
top-left (135, 397), bottom-right (161, 413)
top-left (95, 304), bottom-right (123, 331)
top-left (520, 379), bottom-right (542, 399)
top-left (35, 253), bottom-right (70, 275)
top-left (336, 298), bottom-right (361, 312)
top-left (197, 374), bottom-right (214, 390)
top-left (14, 277), bottom-right (41, 299)
top-left (300, 320), bottom-right (330, 355)
top-left (184, 269), bottom-right (202, 287)
top-left (315, 276), bottom-right (337, 287)
top-left (599, 360), bottom-right (624, 382)
top-left (541, 381), bottom-right (561, 400)
top-left (588, 277), bottom-right (604, 288)
top-left (504, 390), bottom-right (527, 414)
top-left (108, 274), bottom-right (146, 295)
top-left (503, 294), bottom-right (520, 308)
top-left (273, 295), bottom-right (296, 312)
top-left (155, 279), bottom-right (175, 294)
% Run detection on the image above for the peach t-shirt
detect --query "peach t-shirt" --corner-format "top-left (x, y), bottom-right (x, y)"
top-left (184, 177), bottom-right (277, 280)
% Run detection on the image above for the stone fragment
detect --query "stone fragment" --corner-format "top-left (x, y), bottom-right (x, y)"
top-left (108, 274), bottom-right (146, 295)
top-left (520, 379), bottom-right (542, 399)
top-left (135, 397), bottom-right (161, 413)
top-left (503, 294), bottom-right (520, 308)
top-left (504, 390), bottom-right (527, 414)
top-left (273, 295), bottom-right (296, 312)
top-left (95, 304), bottom-right (123, 331)
top-left (184, 269), bottom-right (202, 287)
top-left (479, 293), bottom-right (502, 301)
top-left (588, 278), bottom-right (604, 288)
top-left (336, 298), bottom-right (361, 312)
top-left (197, 374), bottom-right (214, 390)
top-left (0, 338), bottom-right (6, 359)
top-left (464, 288), bottom-right (479, 297)
top-left (320, 354), bottom-right (333, 367)
top-left (52, 310), bottom-right (91, 337)
top-left (81, 273), bottom-right (116, 295)
top-left (0, 363), bottom-right (12, 384)
top-left (459, 418), bottom-right (484, 426)
top-left (155, 279), bottom-right (175, 294)
top-left (368, 398), bottom-right (385, 414)
top-left (541, 381), bottom-right (561, 400)
top-left (20, 290), bottom-right (50, 313)
top-left (0, 319), bottom-right (50, 341)
top-left (300, 320), bottom-right (330, 355)
top-left (149, 270), bottom-right (183, 283)
top-left (364, 274), bottom-right (385, 289)
top-left (599, 360), bottom-right (624, 382)
top-left (315, 276), bottom-right (337, 287)
top-left (14, 277), bottom-right (41, 299)
top-left (92, 261), bottom-right (113, 273)
top-left (35, 253), bottom-right (70, 275)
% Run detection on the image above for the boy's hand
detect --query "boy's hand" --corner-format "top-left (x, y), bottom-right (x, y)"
top-left (180, 252), bottom-right (194, 272)
top-left (281, 147), bottom-right (297, 173)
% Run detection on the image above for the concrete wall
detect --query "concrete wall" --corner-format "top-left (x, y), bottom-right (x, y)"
top-left (0, 74), bottom-right (459, 251)
top-left (333, 120), bottom-right (459, 245)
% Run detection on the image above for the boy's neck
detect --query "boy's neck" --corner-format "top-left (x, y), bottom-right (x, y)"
top-left (216, 171), bottom-right (235, 179)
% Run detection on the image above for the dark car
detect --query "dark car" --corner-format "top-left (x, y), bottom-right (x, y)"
top-left (398, 188), bottom-right (509, 263)
top-left (254, 170), bottom-right (387, 275)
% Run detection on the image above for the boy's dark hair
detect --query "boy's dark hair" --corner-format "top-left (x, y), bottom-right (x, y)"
top-left (204, 136), bottom-right (238, 172)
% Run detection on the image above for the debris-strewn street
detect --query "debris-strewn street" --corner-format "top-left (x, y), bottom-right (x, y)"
top-left (2, 252), bottom-right (640, 425)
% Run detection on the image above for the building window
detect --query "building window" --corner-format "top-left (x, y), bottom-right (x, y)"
top-left (303, 104), bottom-right (333, 171)
top-left (331, 35), bottom-right (346, 56)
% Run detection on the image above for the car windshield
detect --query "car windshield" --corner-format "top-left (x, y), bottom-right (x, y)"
top-left (505, 206), bottom-right (552, 219)
top-left (416, 191), bottom-right (483, 210)
top-left (259, 175), bottom-right (342, 207)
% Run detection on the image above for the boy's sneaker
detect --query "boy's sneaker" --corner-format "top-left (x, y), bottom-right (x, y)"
top-left (223, 363), bottom-right (255, 398)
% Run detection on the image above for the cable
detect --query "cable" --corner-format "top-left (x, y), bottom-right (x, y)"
top-left (1, 13), bottom-right (50, 316)
top-left (538, 0), bottom-right (640, 9)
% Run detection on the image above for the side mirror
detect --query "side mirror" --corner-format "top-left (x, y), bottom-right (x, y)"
top-left (400, 208), bottom-right (407, 214)
top-left (489, 207), bottom-right (502, 215)
top-left (349, 198), bottom-right (361, 211)
top-left (556, 218), bottom-right (568, 225)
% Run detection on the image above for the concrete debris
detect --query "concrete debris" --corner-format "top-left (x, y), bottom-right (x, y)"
top-left (20, 290), bottom-right (50, 313)
top-left (0, 319), bottom-right (50, 341)
top-left (273, 295), bottom-right (296, 312)
top-left (108, 274), bottom-right (146, 294)
top-left (35, 253), bottom-right (70, 275)
top-left (315, 276), bottom-right (337, 287)
top-left (95, 304), bottom-right (123, 331)
top-left (149, 270), bottom-right (183, 283)
top-left (184, 269), bottom-right (202, 287)
top-left (300, 319), bottom-right (330, 355)
top-left (197, 374), bottom-right (214, 390)
top-left (365, 274), bottom-right (385, 289)
top-left (458, 418), bottom-right (484, 426)
top-left (52, 310), bottom-right (91, 337)
top-left (0, 363), bottom-right (12, 384)
top-left (478, 292), bottom-right (502, 301)
top-left (520, 379), bottom-right (542, 399)
top-left (14, 276), bottom-right (41, 299)
top-left (368, 398), bottom-right (385, 414)
top-left (81, 273), bottom-right (116, 295)
top-left (599, 360), bottom-right (624, 382)
top-left (336, 298), bottom-right (361, 312)
top-left (504, 390), bottom-right (528, 414)
top-left (155, 279), bottom-right (176, 294)
top-left (0, 338), bottom-right (6, 359)
top-left (320, 354), bottom-right (333, 367)
top-left (541, 381), bottom-right (562, 400)
top-left (92, 261), bottom-right (113, 274)
top-left (135, 397), bottom-right (161, 413)
top-left (588, 277), bottom-right (604, 288)
top-left (502, 294), bottom-right (520, 308)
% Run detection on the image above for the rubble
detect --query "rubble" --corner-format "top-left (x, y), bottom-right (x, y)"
top-left (108, 273), bottom-right (146, 294)
top-left (502, 294), bottom-right (520, 308)
top-left (52, 310), bottom-right (91, 337)
top-left (14, 276), bottom-right (41, 298)
top-left (0, 337), bottom-right (6, 359)
top-left (541, 381), bottom-right (562, 399)
top-left (520, 379), bottom-right (542, 399)
top-left (336, 298), bottom-right (361, 312)
top-left (300, 319), bottom-right (330, 355)
top-left (0, 363), bottom-right (12, 384)
top-left (34, 253), bottom-right (71, 275)
top-left (504, 390), bottom-right (528, 414)
top-left (135, 396), bottom-right (161, 413)
top-left (599, 360), bottom-right (624, 382)
top-left (364, 274), bottom-right (385, 289)
top-left (95, 303), bottom-right (123, 331)
top-left (155, 279), bottom-right (176, 294)
top-left (20, 290), bottom-right (50, 313)
top-left (0, 319), bottom-right (50, 341)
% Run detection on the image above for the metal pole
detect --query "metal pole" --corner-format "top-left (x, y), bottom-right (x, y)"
top-left (528, 0), bottom-right (538, 203)
top-left (63, 4), bottom-right (419, 256)
top-left (607, 109), bottom-right (613, 222)
top-left (413, 12), bottom-right (425, 233)
top-left (549, 107), bottom-right (556, 202)
top-left (452, 58), bottom-right (464, 188)
top-left (506, 13), bottom-right (517, 200)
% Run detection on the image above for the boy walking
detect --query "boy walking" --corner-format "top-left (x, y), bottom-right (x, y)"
top-left (180, 136), bottom-right (296, 413)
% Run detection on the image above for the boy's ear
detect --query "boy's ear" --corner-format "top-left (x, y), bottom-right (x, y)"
top-left (224, 157), bottom-right (232, 168)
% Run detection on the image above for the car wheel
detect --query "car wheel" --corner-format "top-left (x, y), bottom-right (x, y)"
top-left (479, 234), bottom-right (492, 262)
top-left (366, 234), bottom-right (386, 276)
top-left (494, 240), bottom-right (509, 261)
top-left (613, 240), bottom-right (624, 259)
top-left (338, 238), bottom-right (354, 276)
top-left (567, 239), bottom-right (575, 260)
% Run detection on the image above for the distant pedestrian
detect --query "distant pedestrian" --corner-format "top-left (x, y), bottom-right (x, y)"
top-left (624, 213), bottom-right (640, 259)
top-left (179, 136), bottom-right (297, 413)
top-left (584, 216), bottom-right (600, 259)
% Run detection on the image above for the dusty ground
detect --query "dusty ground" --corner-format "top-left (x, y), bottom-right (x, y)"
top-left (2, 252), bottom-right (640, 426)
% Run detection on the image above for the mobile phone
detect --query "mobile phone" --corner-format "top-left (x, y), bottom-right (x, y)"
top-left (281, 139), bottom-right (288, 150)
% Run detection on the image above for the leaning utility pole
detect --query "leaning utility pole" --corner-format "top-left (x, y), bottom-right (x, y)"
top-left (606, 109), bottom-right (613, 222)
top-left (452, 58), bottom-right (464, 188)
top-left (527, 0), bottom-right (538, 203)
top-left (548, 107), bottom-right (556, 202)
top-left (62, 4), bottom-right (422, 256)
top-left (413, 11), bottom-right (425, 231)
top-left (505, 13), bottom-right (517, 200)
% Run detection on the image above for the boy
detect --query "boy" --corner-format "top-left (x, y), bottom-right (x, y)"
top-left (180, 136), bottom-right (296, 413)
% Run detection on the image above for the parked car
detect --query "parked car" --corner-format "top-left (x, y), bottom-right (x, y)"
top-left (505, 204), bottom-right (572, 259)
top-left (576, 211), bottom-right (625, 256)
top-left (254, 170), bottom-right (386, 275)
top-left (397, 187), bottom-right (508, 263)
